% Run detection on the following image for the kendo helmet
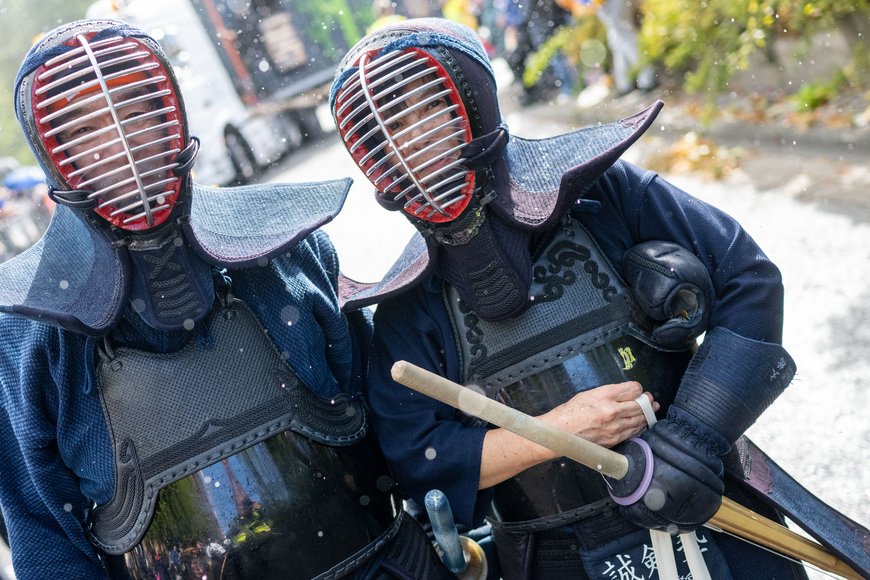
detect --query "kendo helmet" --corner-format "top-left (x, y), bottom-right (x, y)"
top-left (330, 18), bottom-right (507, 226)
top-left (14, 19), bottom-right (197, 232)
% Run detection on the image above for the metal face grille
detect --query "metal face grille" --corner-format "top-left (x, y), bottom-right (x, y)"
top-left (32, 34), bottom-right (184, 231)
top-left (334, 48), bottom-right (474, 223)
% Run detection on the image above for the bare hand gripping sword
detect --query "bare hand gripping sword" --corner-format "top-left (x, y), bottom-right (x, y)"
top-left (391, 360), bottom-right (867, 580)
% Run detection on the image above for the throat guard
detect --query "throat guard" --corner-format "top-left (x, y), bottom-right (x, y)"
top-left (338, 102), bottom-right (662, 311)
top-left (91, 299), bottom-right (399, 579)
top-left (125, 226), bottom-right (216, 331)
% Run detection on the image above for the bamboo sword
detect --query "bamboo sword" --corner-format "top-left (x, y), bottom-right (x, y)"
top-left (390, 360), bottom-right (863, 580)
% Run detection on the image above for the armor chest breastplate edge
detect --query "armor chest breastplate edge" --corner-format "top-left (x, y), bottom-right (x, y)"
top-left (446, 218), bottom-right (641, 392)
top-left (89, 299), bottom-right (371, 555)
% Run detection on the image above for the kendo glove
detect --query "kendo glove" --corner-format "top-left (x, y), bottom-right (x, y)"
top-left (616, 407), bottom-right (728, 533)
top-left (622, 241), bottom-right (715, 349)
top-left (609, 327), bottom-right (796, 534)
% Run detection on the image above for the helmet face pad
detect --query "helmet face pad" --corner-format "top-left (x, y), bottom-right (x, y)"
top-left (333, 47), bottom-right (476, 224)
top-left (29, 31), bottom-right (185, 231)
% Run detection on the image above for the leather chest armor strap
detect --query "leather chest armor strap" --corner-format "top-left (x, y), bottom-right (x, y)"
top-left (89, 299), bottom-right (369, 554)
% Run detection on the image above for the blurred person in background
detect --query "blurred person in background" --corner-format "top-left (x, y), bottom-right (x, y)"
top-left (398, 0), bottom-right (445, 18)
top-left (1, 164), bottom-right (51, 263)
top-left (330, 18), bottom-right (809, 580)
top-left (0, 18), bottom-right (451, 580)
top-left (504, 0), bottom-right (575, 103)
top-left (569, 0), bottom-right (655, 94)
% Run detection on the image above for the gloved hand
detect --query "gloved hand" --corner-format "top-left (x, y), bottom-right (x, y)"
top-left (622, 241), bottom-right (715, 349)
top-left (608, 327), bottom-right (796, 535)
top-left (616, 406), bottom-right (727, 534)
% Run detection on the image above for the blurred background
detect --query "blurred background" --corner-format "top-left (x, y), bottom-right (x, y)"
top-left (1, 1), bottom-right (869, 579)
top-left (2, 0), bottom-right (868, 265)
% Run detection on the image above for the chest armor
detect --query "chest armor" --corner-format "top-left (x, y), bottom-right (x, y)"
top-left (90, 299), bottom-right (399, 579)
top-left (445, 218), bottom-right (692, 526)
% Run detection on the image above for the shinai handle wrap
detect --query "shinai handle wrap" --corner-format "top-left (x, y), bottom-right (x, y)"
top-left (389, 361), bottom-right (864, 580)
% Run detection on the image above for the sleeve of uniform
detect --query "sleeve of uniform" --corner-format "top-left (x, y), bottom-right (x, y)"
top-left (0, 318), bottom-right (108, 579)
top-left (247, 229), bottom-right (362, 396)
top-left (587, 160), bottom-right (784, 343)
top-left (586, 163), bottom-right (795, 536)
top-left (367, 285), bottom-right (493, 528)
top-left (305, 228), bottom-right (374, 393)
top-left (301, 229), bottom-right (362, 390)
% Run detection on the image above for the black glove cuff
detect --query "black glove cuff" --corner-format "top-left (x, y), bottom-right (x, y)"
top-left (676, 327), bottom-right (795, 443)
top-left (664, 406), bottom-right (731, 459)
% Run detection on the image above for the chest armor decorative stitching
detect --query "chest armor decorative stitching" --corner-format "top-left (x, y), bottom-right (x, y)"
top-left (445, 219), bottom-right (692, 525)
top-left (90, 299), bottom-right (398, 579)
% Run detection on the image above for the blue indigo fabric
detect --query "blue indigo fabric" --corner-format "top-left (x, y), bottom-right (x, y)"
top-left (366, 160), bottom-right (786, 529)
top-left (0, 230), bottom-right (368, 579)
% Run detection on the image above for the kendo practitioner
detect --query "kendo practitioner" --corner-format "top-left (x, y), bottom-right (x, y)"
top-left (0, 19), bottom-right (452, 580)
top-left (329, 18), bottom-right (810, 579)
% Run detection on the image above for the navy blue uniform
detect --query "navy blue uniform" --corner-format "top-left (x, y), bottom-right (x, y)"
top-left (0, 232), bottom-right (370, 578)
top-left (366, 160), bottom-right (785, 528)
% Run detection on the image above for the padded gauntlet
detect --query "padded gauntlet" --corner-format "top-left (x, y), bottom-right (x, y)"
top-left (622, 241), bottom-right (715, 349)
top-left (613, 327), bottom-right (796, 533)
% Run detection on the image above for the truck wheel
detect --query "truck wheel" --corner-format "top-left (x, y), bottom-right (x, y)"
top-left (225, 128), bottom-right (258, 184)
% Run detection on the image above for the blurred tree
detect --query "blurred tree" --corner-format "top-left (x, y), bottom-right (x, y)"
top-left (792, 0), bottom-right (870, 83)
top-left (0, 0), bottom-right (100, 164)
top-left (637, 0), bottom-right (781, 95)
top-left (522, 16), bottom-right (608, 92)
top-left (294, 0), bottom-right (374, 56)
top-left (637, 0), bottom-right (870, 98)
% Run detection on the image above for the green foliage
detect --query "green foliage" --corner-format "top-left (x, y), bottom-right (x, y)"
top-left (0, 81), bottom-right (28, 164)
top-left (791, 0), bottom-right (870, 31)
top-left (294, 0), bottom-right (373, 58)
top-left (789, 1), bottom-right (870, 86)
top-left (637, 0), bottom-right (870, 97)
top-left (792, 81), bottom-right (834, 109)
top-left (523, 17), bottom-right (607, 90)
top-left (638, 0), bottom-right (781, 95)
top-left (523, 26), bottom-right (571, 88)
top-left (792, 71), bottom-right (846, 110)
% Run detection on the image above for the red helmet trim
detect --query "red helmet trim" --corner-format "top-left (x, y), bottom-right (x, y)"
top-left (335, 47), bottom-right (475, 224)
top-left (31, 33), bottom-right (184, 231)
